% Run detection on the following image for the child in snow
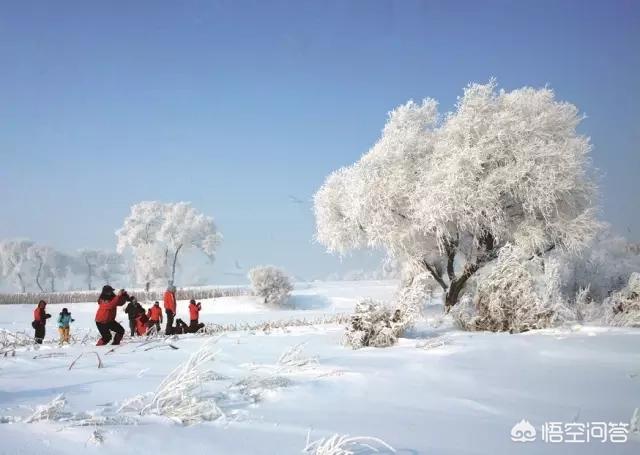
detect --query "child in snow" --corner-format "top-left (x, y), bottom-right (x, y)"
top-left (32, 300), bottom-right (51, 344)
top-left (57, 308), bottom-right (74, 344)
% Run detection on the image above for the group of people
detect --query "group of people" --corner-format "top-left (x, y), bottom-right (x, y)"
top-left (31, 284), bottom-right (206, 346)
top-left (32, 300), bottom-right (75, 345)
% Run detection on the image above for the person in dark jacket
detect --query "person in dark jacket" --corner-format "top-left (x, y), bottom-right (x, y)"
top-left (173, 318), bottom-right (190, 335)
top-left (124, 296), bottom-right (145, 336)
top-left (95, 285), bottom-right (129, 346)
top-left (188, 300), bottom-right (204, 333)
top-left (32, 300), bottom-right (51, 344)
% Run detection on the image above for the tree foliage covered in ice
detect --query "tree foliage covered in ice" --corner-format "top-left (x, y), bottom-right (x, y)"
top-left (248, 265), bottom-right (293, 306)
top-left (116, 201), bottom-right (222, 287)
top-left (76, 249), bottom-right (126, 290)
top-left (605, 272), bottom-right (640, 327)
top-left (452, 244), bottom-right (562, 333)
top-left (314, 81), bottom-right (599, 310)
top-left (558, 228), bottom-right (640, 303)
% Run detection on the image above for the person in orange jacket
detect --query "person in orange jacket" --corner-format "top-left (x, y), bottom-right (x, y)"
top-left (163, 285), bottom-right (177, 335)
top-left (188, 299), bottom-right (204, 333)
top-left (32, 300), bottom-right (51, 344)
top-left (147, 301), bottom-right (163, 333)
top-left (95, 285), bottom-right (129, 346)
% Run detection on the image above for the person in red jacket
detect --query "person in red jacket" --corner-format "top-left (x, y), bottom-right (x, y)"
top-left (135, 310), bottom-right (148, 336)
top-left (147, 301), bottom-right (163, 333)
top-left (188, 299), bottom-right (204, 333)
top-left (32, 300), bottom-right (51, 344)
top-left (163, 285), bottom-right (177, 335)
top-left (95, 285), bottom-right (129, 346)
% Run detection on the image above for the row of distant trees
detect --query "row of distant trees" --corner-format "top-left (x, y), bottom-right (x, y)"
top-left (0, 201), bottom-right (222, 292)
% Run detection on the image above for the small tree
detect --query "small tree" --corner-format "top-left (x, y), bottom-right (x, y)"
top-left (77, 249), bottom-right (125, 290)
top-left (248, 266), bottom-right (293, 306)
top-left (116, 201), bottom-right (222, 287)
top-left (314, 81), bottom-right (599, 311)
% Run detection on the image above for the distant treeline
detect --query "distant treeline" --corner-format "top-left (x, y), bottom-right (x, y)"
top-left (0, 286), bottom-right (250, 305)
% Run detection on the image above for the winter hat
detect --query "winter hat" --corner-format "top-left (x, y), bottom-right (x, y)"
top-left (61, 308), bottom-right (69, 314)
top-left (102, 285), bottom-right (115, 293)
top-left (190, 299), bottom-right (196, 305)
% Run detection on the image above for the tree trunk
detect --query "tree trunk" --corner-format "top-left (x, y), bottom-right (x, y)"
top-left (86, 261), bottom-right (93, 290)
top-left (170, 244), bottom-right (183, 286)
top-left (35, 261), bottom-right (44, 292)
top-left (17, 273), bottom-right (26, 293)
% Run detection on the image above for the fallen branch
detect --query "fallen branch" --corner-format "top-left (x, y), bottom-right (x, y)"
top-left (33, 352), bottom-right (69, 360)
top-left (68, 351), bottom-right (104, 370)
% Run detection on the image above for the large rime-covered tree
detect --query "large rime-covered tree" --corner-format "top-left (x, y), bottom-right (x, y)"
top-left (116, 201), bottom-right (222, 287)
top-left (314, 81), bottom-right (599, 311)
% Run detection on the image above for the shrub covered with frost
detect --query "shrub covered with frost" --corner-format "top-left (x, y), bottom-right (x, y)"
top-left (605, 272), bottom-right (640, 328)
top-left (248, 265), bottom-right (294, 306)
top-left (344, 299), bottom-right (405, 349)
top-left (453, 245), bottom-right (561, 333)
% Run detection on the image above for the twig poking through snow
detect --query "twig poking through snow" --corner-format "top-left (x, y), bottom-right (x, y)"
top-left (631, 408), bottom-right (640, 436)
top-left (303, 431), bottom-right (396, 454)
top-left (24, 394), bottom-right (70, 423)
top-left (138, 338), bottom-right (223, 425)
top-left (87, 429), bottom-right (105, 446)
top-left (416, 336), bottom-right (450, 350)
top-left (278, 342), bottom-right (318, 369)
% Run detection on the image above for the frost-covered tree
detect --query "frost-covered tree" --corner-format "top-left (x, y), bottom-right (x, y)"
top-left (0, 240), bottom-right (74, 292)
top-left (314, 80), bottom-right (599, 311)
top-left (0, 239), bottom-right (35, 292)
top-left (248, 266), bottom-right (293, 305)
top-left (558, 227), bottom-right (640, 302)
top-left (27, 245), bottom-right (73, 292)
top-left (77, 249), bottom-right (126, 290)
top-left (116, 201), bottom-right (222, 287)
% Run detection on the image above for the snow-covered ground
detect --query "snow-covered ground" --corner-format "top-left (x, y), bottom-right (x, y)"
top-left (0, 281), bottom-right (638, 454)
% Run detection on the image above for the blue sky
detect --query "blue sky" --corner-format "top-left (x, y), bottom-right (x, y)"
top-left (1, 0), bottom-right (638, 285)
